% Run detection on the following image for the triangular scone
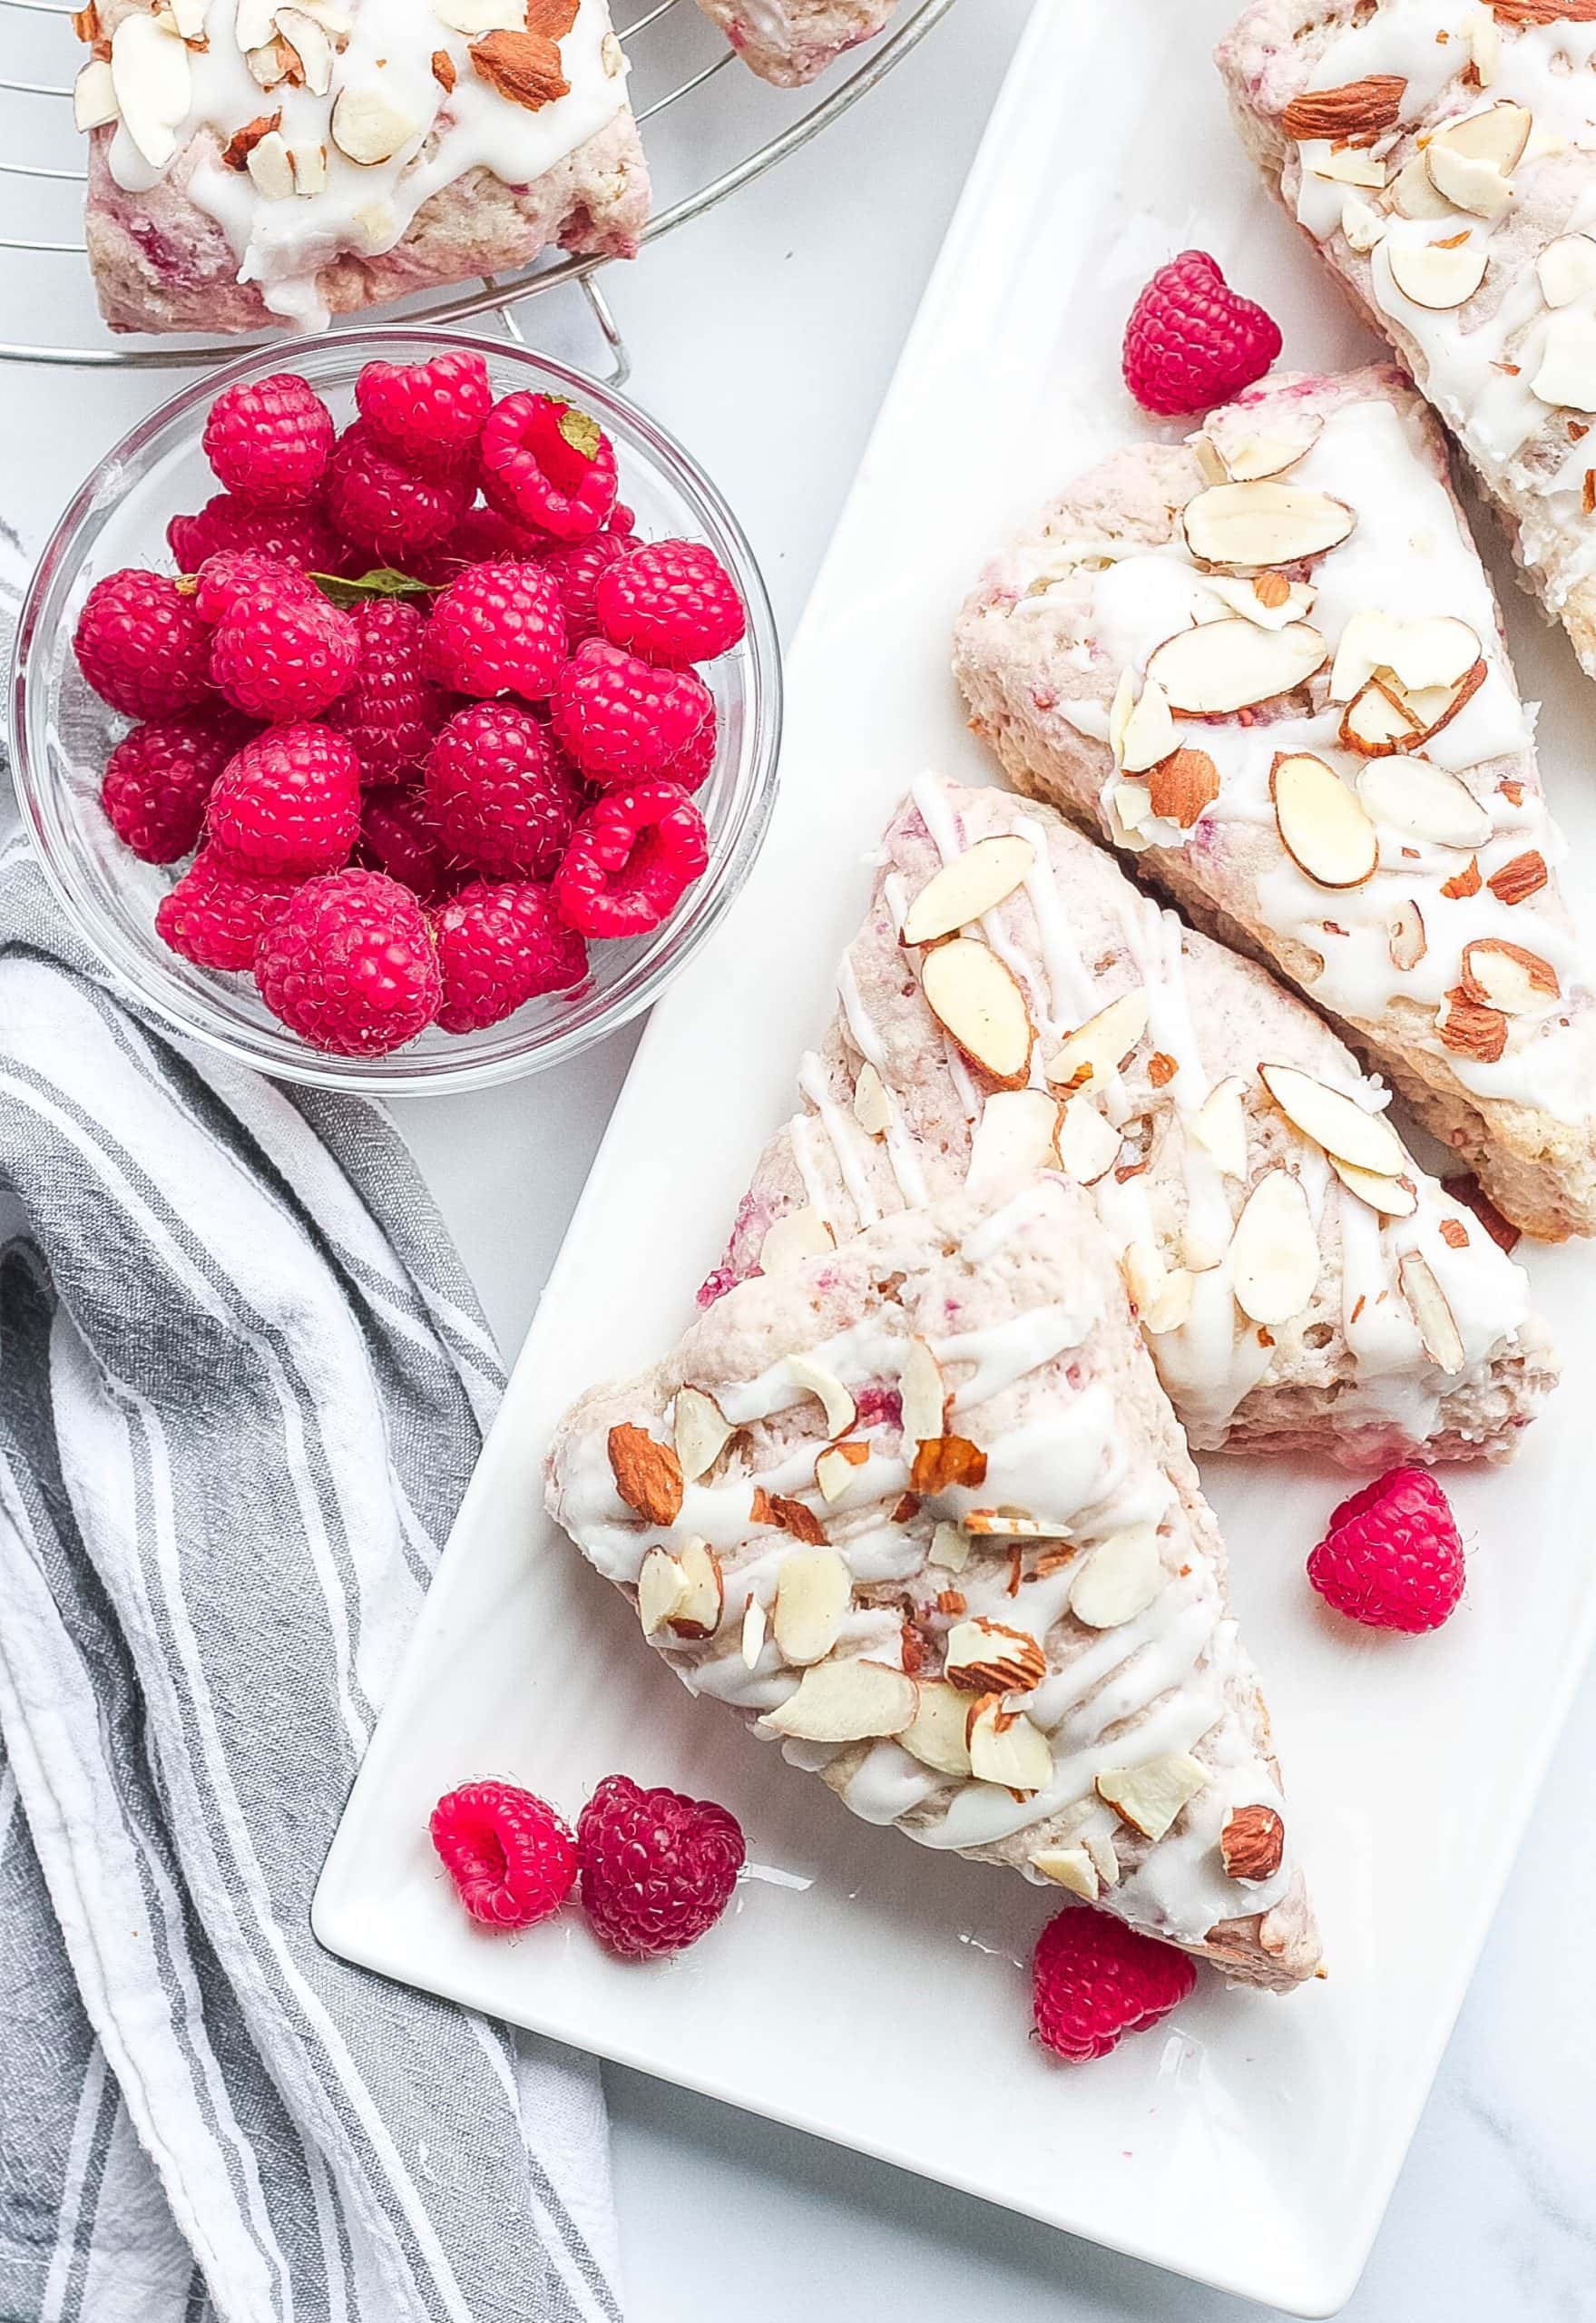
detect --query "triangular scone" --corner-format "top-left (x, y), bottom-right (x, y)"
top-left (952, 367), bottom-right (1596, 1243)
top-left (549, 1177), bottom-right (1322, 1992)
top-left (692, 0), bottom-right (898, 84)
top-left (1219, 0), bottom-right (1596, 685)
top-left (707, 775), bottom-right (1554, 1465)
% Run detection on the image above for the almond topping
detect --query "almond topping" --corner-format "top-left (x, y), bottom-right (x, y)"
top-left (637, 1547), bottom-right (688, 1638)
top-left (1044, 987), bottom-right (1149, 1093)
top-left (1056, 1096), bottom-right (1121, 1185)
top-left (1281, 74), bottom-right (1406, 139)
top-left (898, 1680), bottom-right (974, 1775)
top-left (1399, 1250), bottom-right (1466, 1372)
top-left (607, 1423), bottom-right (683, 1526)
top-left (1221, 1804), bottom-right (1287, 1881)
top-left (663, 1539), bottom-right (722, 1642)
top-left (921, 937), bottom-right (1035, 1088)
top-left (1189, 1075), bottom-right (1249, 1179)
top-left (759, 1205), bottom-right (835, 1274)
top-left (1147, 1051), bottom-right (1178, 1088)
top-left (1460, 938), bottom-right (1560, 1013)
top-left (329, 81), bottom-right (418, 163)
top-left (1182, 484), bottom-right (1355, 571)
top-left (1096, 1752), bottom-right (1211, 1841)
top-left (73, 55), bottom-right (118, 127)
top-left (966, 1088), bottom-right (1062, 1195)
top-left (814, 1441), bottom-right (869, 1505)
top-left (1144, 619), bottom-right (1327, 713)
top-left (1356, 754), bottom-right (1493, 849)
top-left (1258, 1063), bottom-right (1405, 1176)
top-left (221, 109), bottom-right (281, 167)
top-left (1389, 899), bottom-right (1427, 972)
top-left (1437, 989), bottom-right (1509, 1061)
top-left (1441, 858), bottom-right (1483, 899)
top-left (899, 1335), bottom-right (946, 1446)
top-left (901, 835), bottom-right (1036, 945)
top-left (1253, 569), bottom-right (1292, 607)
top-left (1328, 1155), bottom-right (1418, 1218)
top-left (1230, 1170), bottom-right (1321, 1327)
top-left (764, 1660), bottom-right (917, 1743)
top-left (909, 1436), bottom-right (988, 1494)
top-left (1486, 849), bottom-right (1549, 905)
top-left (1340, 676), bottom-right (1422, 758)
top-left (1272, 752), bottom-right (1379, 889)
top-left (432, 46), bottom-right (455, 86)
top-left (740, 1593), bottom-right (768, 1669)
top-left (1148, 746), bottom-right (1220, 828)
top-left (788, 1352), bottom-right (856, 1439)
top-left (469, 27), bottom-right (568, 107)
top-left (944, 1616), bottom-right (1046, 1694)
top-left (966, 1701), bottom-right (1053, 1792)
top-left (1070, 1524), bottom-right (1163, 1629)
top-left (1029, 1846), bottom-right (1099, 1899)
top-left (853, 1061), bottom-right (892, 1137)
top-left (1388, 238), bottom-right (1489, 309)
top-left (673, 1386), bottom-right (732, 1484)
top-left (772, 1547), bottom-right (852, 1665)
top-left (755, 1492), bottom-right (827, 1546)
top-left (1440, 1217), bottom-right (1470, 1250)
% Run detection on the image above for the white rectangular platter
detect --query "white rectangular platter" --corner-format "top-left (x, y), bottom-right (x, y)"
top-left (314, 0), bottom-right (1596, 2308)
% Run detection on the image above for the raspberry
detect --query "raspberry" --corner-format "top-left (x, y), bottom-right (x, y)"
top-left (201, 373), bottom-right (335, 505)
top-left (209, 587), bottom-right (359, 724)
top-left (192, 550), bottom-right (319, 626)
top-left (424, 701), bottom-right (583, 879)
top-left (421, 560), bottom-right (566, 700)
top-left (1306, 1466), bottom-right (1464, 1633)
top-left (540, 530), bottom-right (632, 649)
top-left (596, 540), bottom-right (747, 666)
top-left (607, 503), bottom-right (636, 537)
top-left (357, 783), bottom-right (457, 905)
top-left (207, 722), bottom-right (361, 877)
top-left (167, 493), bottom-right (344, 576)
top-left (551, 640), bottom-right (714, 787)
top-left (553, 782), bottom-right (709, 941)
top-left (325, 420), bottom-right (473, 561)
top-left (575, 1774), bottom-right (743, 1959)
top-left (1033, 1908), bottom-right (1196, 2063)
top-left (356, 349), bottom-right (494, 475)
top-left (430, 1779), bottom-right (578, 1930)
top-left (155, 844), bottom-right (305, 971)
top-left (410, 505), bottom-right (546, 586)
top-left (434, 878), bottom-right (588, 1032)
top-left (74, 569), bottom-right (212, 720)
top-left (481, 393), bottom-right (618, 541)
top-left (1122, 250), bottom-right (1283, 417)
top-left (659, 698), bottom-right (717, 792)
top-left (256, 867), bottom-right (441, 1055)
top-left (326, 599), bottom-right (446, 779)
top-left (101, 708), bottom-right (253, 863)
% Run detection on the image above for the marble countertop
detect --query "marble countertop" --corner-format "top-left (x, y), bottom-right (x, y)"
top-left (7, 2), bottom-right (1594, 2311)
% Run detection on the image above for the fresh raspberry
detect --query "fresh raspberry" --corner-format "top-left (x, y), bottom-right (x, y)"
top-left (434, 878), bottom-right (588, 1032)
top-left (1306, 1466), bottom-right (1464, 1633)
top-left (551, 640), bottom-right (714, 787)
top-left (191, 550), bottom-right (320, 626)
top-left (207, 722), bottom-right (361, 877)
top-left (424, 701), bottom-right (583, 878)
top-left (553, 782), bottom-right (709, 941)
top-left (356, 349), bottom-right (494, 475)
top-left (659, 698), bottom-right (717, 792)
top-left (575, 1774), bottom-right (743, 1960)
top-left (1033, 1909), bottom-right (1196, 2063)
top-left (540, 530), bottom-right (632, 649)
top-left (420, 560), bottom-right (566, 701)
top-left (325, 420), bottom-right (474, 562)
top-left (209, 587), bottom-right (359, 724)
top-left (429, 1779), bottom-right (578, 1930)
top-left (481, 393), bottom-right (618, 541)
top-left (607, 503), bottom-right (636, 537)
top-left (256, 867), bottom-right (441, 1055)
top-left (1122, 250), bottom-right (1282, 417)
top-left (326, 599), bottom-right (446, 779)
top-left (409, 506), bottom-right (544, 584)
top-left (357, 783), bottom-right (457, 905)
top-left (596, 540), bottom-right (747, 666)
top-left (74, 569), bottom-right (212, 719)
top-left (167, 493), bottom-right (345, 576)
top-left (201, 373), bottom-right (335, 505)
top-left (101, 708), bottom-right (253, 863)
top-left (155, 844), bottom-right (305, 971)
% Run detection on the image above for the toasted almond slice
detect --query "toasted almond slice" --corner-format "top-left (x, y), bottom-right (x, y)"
top-left (1399, 1250), bottom-right (1466, 1373)
top-left (900, 1336), bottom-right (946, 1446)
top-left (1230, 1169), bottom-right (1321, 1327)
top-left (233, 0), bottom-right (279, 40)
top-left (853, 1061), bottom-right (891, 1137)
top-left (1096, 1752), bottom-right (1210, 1841)
top-left (1192, 434), bottom-right (1229, 487)
top-left (1330, 611), bottom-right (1481, 700)
top-left (1258, 1063), bottom-right (1405, 1176)
top-left (1148, 746), bottom-right (1220, 828)
top-left (899, 1680), bottom-right (974, 1775)
top-left (928, 1520), bottom-right (971, 1573)
top-left (673, 1385), bottom-right (732, 1483)
top-left (1182, 482), bottom-right (1355, 570)
top-left (1388, 237), bottom-right (1488, 309)
top-left (330, 81), bottom-right (418, 164)
top-left (1273, 752), bottom-right (1379, 888)
top-left (1189, 1074), bottom-right (1249, 1180)
top-left (964, 1508), bottom-right (1054, 1538)
top-left (1391, 149), bottom-right (1455, 220)
top-left (276, 4), bottom-right (334, 91)
top-left (1430, 100), bottom-right (1531, 172)
top-left (1044, 987), bottom-right (1149, 1093)
top-left (759, 1206), bottom-right (834, 1275)
top-left (110, 10), bottom-right (191, 169)
top-left (945, 1616), bottom-right (1046, 1693)
top-left (1342, 193), bottom-right (1388, 253)
top-left (966, 1088), bottom-right (1061, 1196)
top-left (967, 1701), bottom-right (1053, 1792)
top-left (245, 125), bottom-right (295, 197)
top-left (1340, 675), bottom-right (1422, 756)
top-left (1203, 573), bottom-right (1316, 630)
top-left (740, 1593), bottom-right (768, 1670)
top-left (1122, 1245), bottom-right (1194, 1335)
top-left (772, 1546), bottom-right (853, 1665)
top-left (1070, 1524), bottom-right (1163, 1629)
top-left (1329, 1154), bottom-right (1419, 1218)
top-left (921, 938), bottom-right (1034, 1089)
top-left (900, 835), bottom-right (1037, 946)
top-left (1401, 660), bottom-right (1488, 744)
top-left (1106, 666), bottom-right (1135, 764)
top-left (1425, 142), bottom-right (1513, 217)
top-left (73, 55), bottom-right (118, 126)
top-left (910, 1435), bottom-right (987, 1494)
top-left (788, 1352), bottom-right (856, 1438)
top-left (1085, 1831), bottom-right (1121, 1887)
top-left (1532, 307), bottom-right (1596, 411)
top-left (1539, 233), bottom-right (1596, 309)
top-left (1056, 1095), bottom-right (1121, 1187)
top-left (289, 137), bottom-right (328, 192)
top-left (667, 1539), bottom-right (723, 1641)
top-left (763, 1659), bottom-right (917, 1742)
top-left (815, 1441), bottom-right (869, 1504)
top-left (637, 1546), bottom-right (688, 1638)
top-left (1146, 620), bottom-right (1328, 715)
top-left (608, 1422), bottom-right (684, 1526)
top-left (1313, 142), bottom-right (1387, 187)
top-left (1212, 415), bottom-right (1323, 479)
top-left (1389, 898), bottom-right (1427, 973)
top-left (1120, 680), bottom-right (1178, 775)
top-left (1356, 755), bottom-right (1493, 849)
top-left (1030, 1845), bottom-right (1099, 1898)
top-left (1467, 9), bottom-right (1500, 81)
top-left (1461, 937), bottom-right (1560, 1012)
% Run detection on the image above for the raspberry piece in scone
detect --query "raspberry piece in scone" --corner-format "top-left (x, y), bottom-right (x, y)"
top-left (256, 868), bottom-right (441, 1055)
top-left (155, 845), bottom-right (306, 971)
top-left (74, 569), bottom-right (213, 720)
top-left (434, 879), bottom-right (589, 1032)
top-left (206, 722), bottom-right (362, 877)
top-left (1033, 1906), bottom-right (1197, 2063)
top-left (424, 701), bottom-right (583, 880)
top-left (202, 374), bottom-right (336, 506)
top-left (430, 1779), bottom-right (578, 1930)
top-left (481, 392), bottom-right (619, 541)
top-left (575, 1774), bottom-right (744, 1959)
top-left (553, 781), bottom-right (709, 940)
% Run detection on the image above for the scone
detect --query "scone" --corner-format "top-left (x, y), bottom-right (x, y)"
top-left (953, 366), bottom-right (1596, 1241)
top-left (548, 1176), bottom-right (1322, 1992)
top-left (692, 0), bottom-right (899, 85)
top-left (73, 0), bottom-right (649, 334)
top-left (705, 775), bottom-right (1555, 1466)
top-left (1218, 0), bottom-right (1596, 684)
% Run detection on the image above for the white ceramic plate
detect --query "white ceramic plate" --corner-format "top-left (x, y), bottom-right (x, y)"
top-left (315, 0), bottom-right (1596, 2308)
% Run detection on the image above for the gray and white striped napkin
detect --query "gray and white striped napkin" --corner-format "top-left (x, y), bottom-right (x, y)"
top-left (0, 537), bottom-right (623, 2323)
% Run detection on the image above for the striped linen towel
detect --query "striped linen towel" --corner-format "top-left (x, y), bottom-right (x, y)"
top-left (0, 540), bottom-right (622, 2323)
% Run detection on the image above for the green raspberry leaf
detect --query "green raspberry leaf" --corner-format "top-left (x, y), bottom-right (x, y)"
top-left (310, 567), bottom-right (438, 607)
top-left (555, 405), bottom-right (602, 462)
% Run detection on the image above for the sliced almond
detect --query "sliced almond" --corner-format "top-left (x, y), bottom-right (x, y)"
top-left (853, 1062), bottom-right (891, 1137)
top-left (607, 1423), bottom-right (684, 1526)
top-left (1070, 1524), bottom-right (1163, 1629)
top-left (1466, 11), bottom-right (1501, 84)
top-left (788, 1353), bottom-right (856, 1439)
top-left (1030, 1846), bottom-right (1099, 1899)
top-left (1085, 1831), bottom-right (1121, 1888)
top-left (1389, 898), bottom-right (1427, 973)
top-left (1182, 482), bottom-right (1355, 571)
top-left (1096, 1752), bottom-right (1210, 1841)
top-left (1044, 987), bottom-right (1149, 1093)
top-left (246, 40), bottom-right (289, 87)
top-left (900, 1337), bottom-right (946, 1446)
top-left (1119, 680), bottom-right (1178, 775)
top-left (1342, 193), bottom-right (1388, 253)
top-left (1203, 573), bottom-right (1316, 629)
top-left (921, 939), bottom-right (1034, 1089)
top-left (740, 1593), bottom-right (768, 1669)
top-left (815, 1441), bottom-right (870, 1505)
top-left (667, 1540), bottom-right (723, 1641)
top-left (1258, 1063), bottom-right (1405, 1176)
top-left (1122, 1244), bottom-right (1195, 1335)
top-left (1430, 100), bottom-right (1531, 172)
top-left (944, 1617), bottom-right (1046, 1694)
top-left (909, 1436), bottom-right (988, 1494)
top-left (1145, 620), bottom-right (1328, 715)
top-left (1387, 237), bottom-right (1488, 310)
top-left (967, 1701), bottom-right (1053, 1792)
top-left (1400, 660), bottom-right (1487, 746)
top-left (289, 137), bottom-right (328, 192)
top-left (1192, 435), bottom-right (1229, 487)
top-left (1356, 755), bottom-right (1493, 849)
top-left (469, 25), bottom-right (569, 108)
top-left (901, 836), bottom-right (1036, 944)
top-left (1532, 308), bottom-right (1596, 411)
top-left (1313, 142), bottom-right (1387, 188)
top-left (1341, 676), bottom-right (1422, 757)
top-left (109, 10), bottom-right (191, 170)
top-left (233, 0), bottom-right (279, 40)
top-left (329, 82), bottom-right (418, 165)
top-left (1272, 753), bottom-right (1379, 889)
top-left (1329, 1154), bottom-right (1419, 1218)
top-left (1148, 746), bottom-right (1220, 828)
top-left (673, 1386), bottom-right (732, 1484)
top-left (1330, 611), bottom-right (1481, 700)
top-left (1189, 1075), bottom-right (1249, 1181)
top-left (772, 1546), bottom-right (853, 1665)
top-left (759, 1206), bottom-right (834, 1275)
top-left (763, 1659), bottom-right (917, 1743)
top-left (1230, 1170), bottom-right (1321, 1327)
top-left (1538, 233), bottom-right (1596, 309)
top-left (1425, 142), bottom-right (1513, 218)
top-left (245, 126), bottom-right (295, 198)
top-left (1437, 988), bottom-right (1510, 1062)
top-left (966, 1088), bottom-right (1061, 1196)
top-left (929, 1521), bottom-right (971, 1573)
top-left (275, 4), bottom-right (334, 91)
top-left (73, 56), bottom-right (118, 127)
top-left (1213, 417), bottom-right (1323, 479)
top-left (964, 1509), bottom-right (1055, 1539)
top-left (637, 1546), bottom-right (688, 1638)
top-left (1056, 1096), bottom-right (1121, 1187)
top-left (1399, 1250), bottom-right (1466, 1373)
top-left (1487, 849), bottom-right (1549, 907)
top-left (1391, 149), bottom-right (1456, 220)
top-left (899, 1680), bottom-right (974, 1776)
top-left (1460, 937), bottom-right (1559, 1013)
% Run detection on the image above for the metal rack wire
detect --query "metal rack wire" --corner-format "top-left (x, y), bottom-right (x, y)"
top-left (0, 0), bottom-right (958, 368)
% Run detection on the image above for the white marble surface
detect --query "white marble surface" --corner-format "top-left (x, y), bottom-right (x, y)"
top-left (5, 2), bottom-right (1596, 2313)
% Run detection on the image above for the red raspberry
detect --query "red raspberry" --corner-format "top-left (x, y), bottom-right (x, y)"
top-left (167, 494), bottom-right (344, 576)
top-left (421, 561), bottom-right (566, 701)
top-left (553, 782), bottom-right (709, 941)
top-left (410, 505), bottom-right (545, 585)
top-left (575, 1774), bottom-right (744, 1960)
top-left (325, 421), bottom-right (473, 562)
top-left (207, 722), bottom-right (361, 877)
top-left (1122, 250), bottom-right (1282, 417)
top-left (201, 373), bottom-right (335, 506)
top-left (155, 844), bottom-right (305, 972)
top-left (356, 349), bottom-right (494, 475)
top-left (481, 393), bottom-right (618, 541)
top-left (209, 588), bottom-right (359, 724)
top-left (540, 530), bottom-right (632, 649)
top-left (607, 504), bottom-right (636, 537)
top-left (659, 698), bottom-right (717, 792)
top-left (326, 599), bottom-right (446, 779)
top-left (74, 569), bottom-right (212, 720)
top-left (192, 550), bottom-right (319, 626)
top-left (434, 878), bottom-right (588, 1032)
top-left (424, 701), bottom-right (583, 879)
top-left (256, 867), bottom-right (441, 1055)
top-left (101, 708), bottom-right (253, 863)
top-left (1306, 1466), bottom-right (1464, 1633)
top-left (1033, 1908), bottom-right (1197, 2063)
top-left (551, 639), bottom-right (713, 787)
top-left (430, 1779), bottom-right (578, 1930)
top-left (357, 783), bottom-right (457, 905)
top-left (596, 540), bottom-right (747, 666)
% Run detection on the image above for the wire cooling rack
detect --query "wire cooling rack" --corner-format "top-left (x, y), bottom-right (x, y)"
top-left (0, 0), bottom-right (958, 369)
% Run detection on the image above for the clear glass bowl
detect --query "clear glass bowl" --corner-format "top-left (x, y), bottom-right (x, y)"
top-left (7, 329), bottom-right (782, 1093)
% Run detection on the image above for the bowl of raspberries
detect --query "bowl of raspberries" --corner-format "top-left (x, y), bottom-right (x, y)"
top-left (9, 330), bottom-right (780, 1085)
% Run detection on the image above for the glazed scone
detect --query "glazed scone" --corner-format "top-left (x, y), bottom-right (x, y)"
top-left (705, 775), bottom-right (1556, 1466)
top-left (1218, 0), bottom-right (1596, 684)
top-left (953, 367), bottom-right (1596, 1242)
top-left (73, 0), bottom-right (649, 334)
top-left (549, 1177), bottom-right (1322, 1992)
top-left (692, 0), bottom-right (898, 85)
